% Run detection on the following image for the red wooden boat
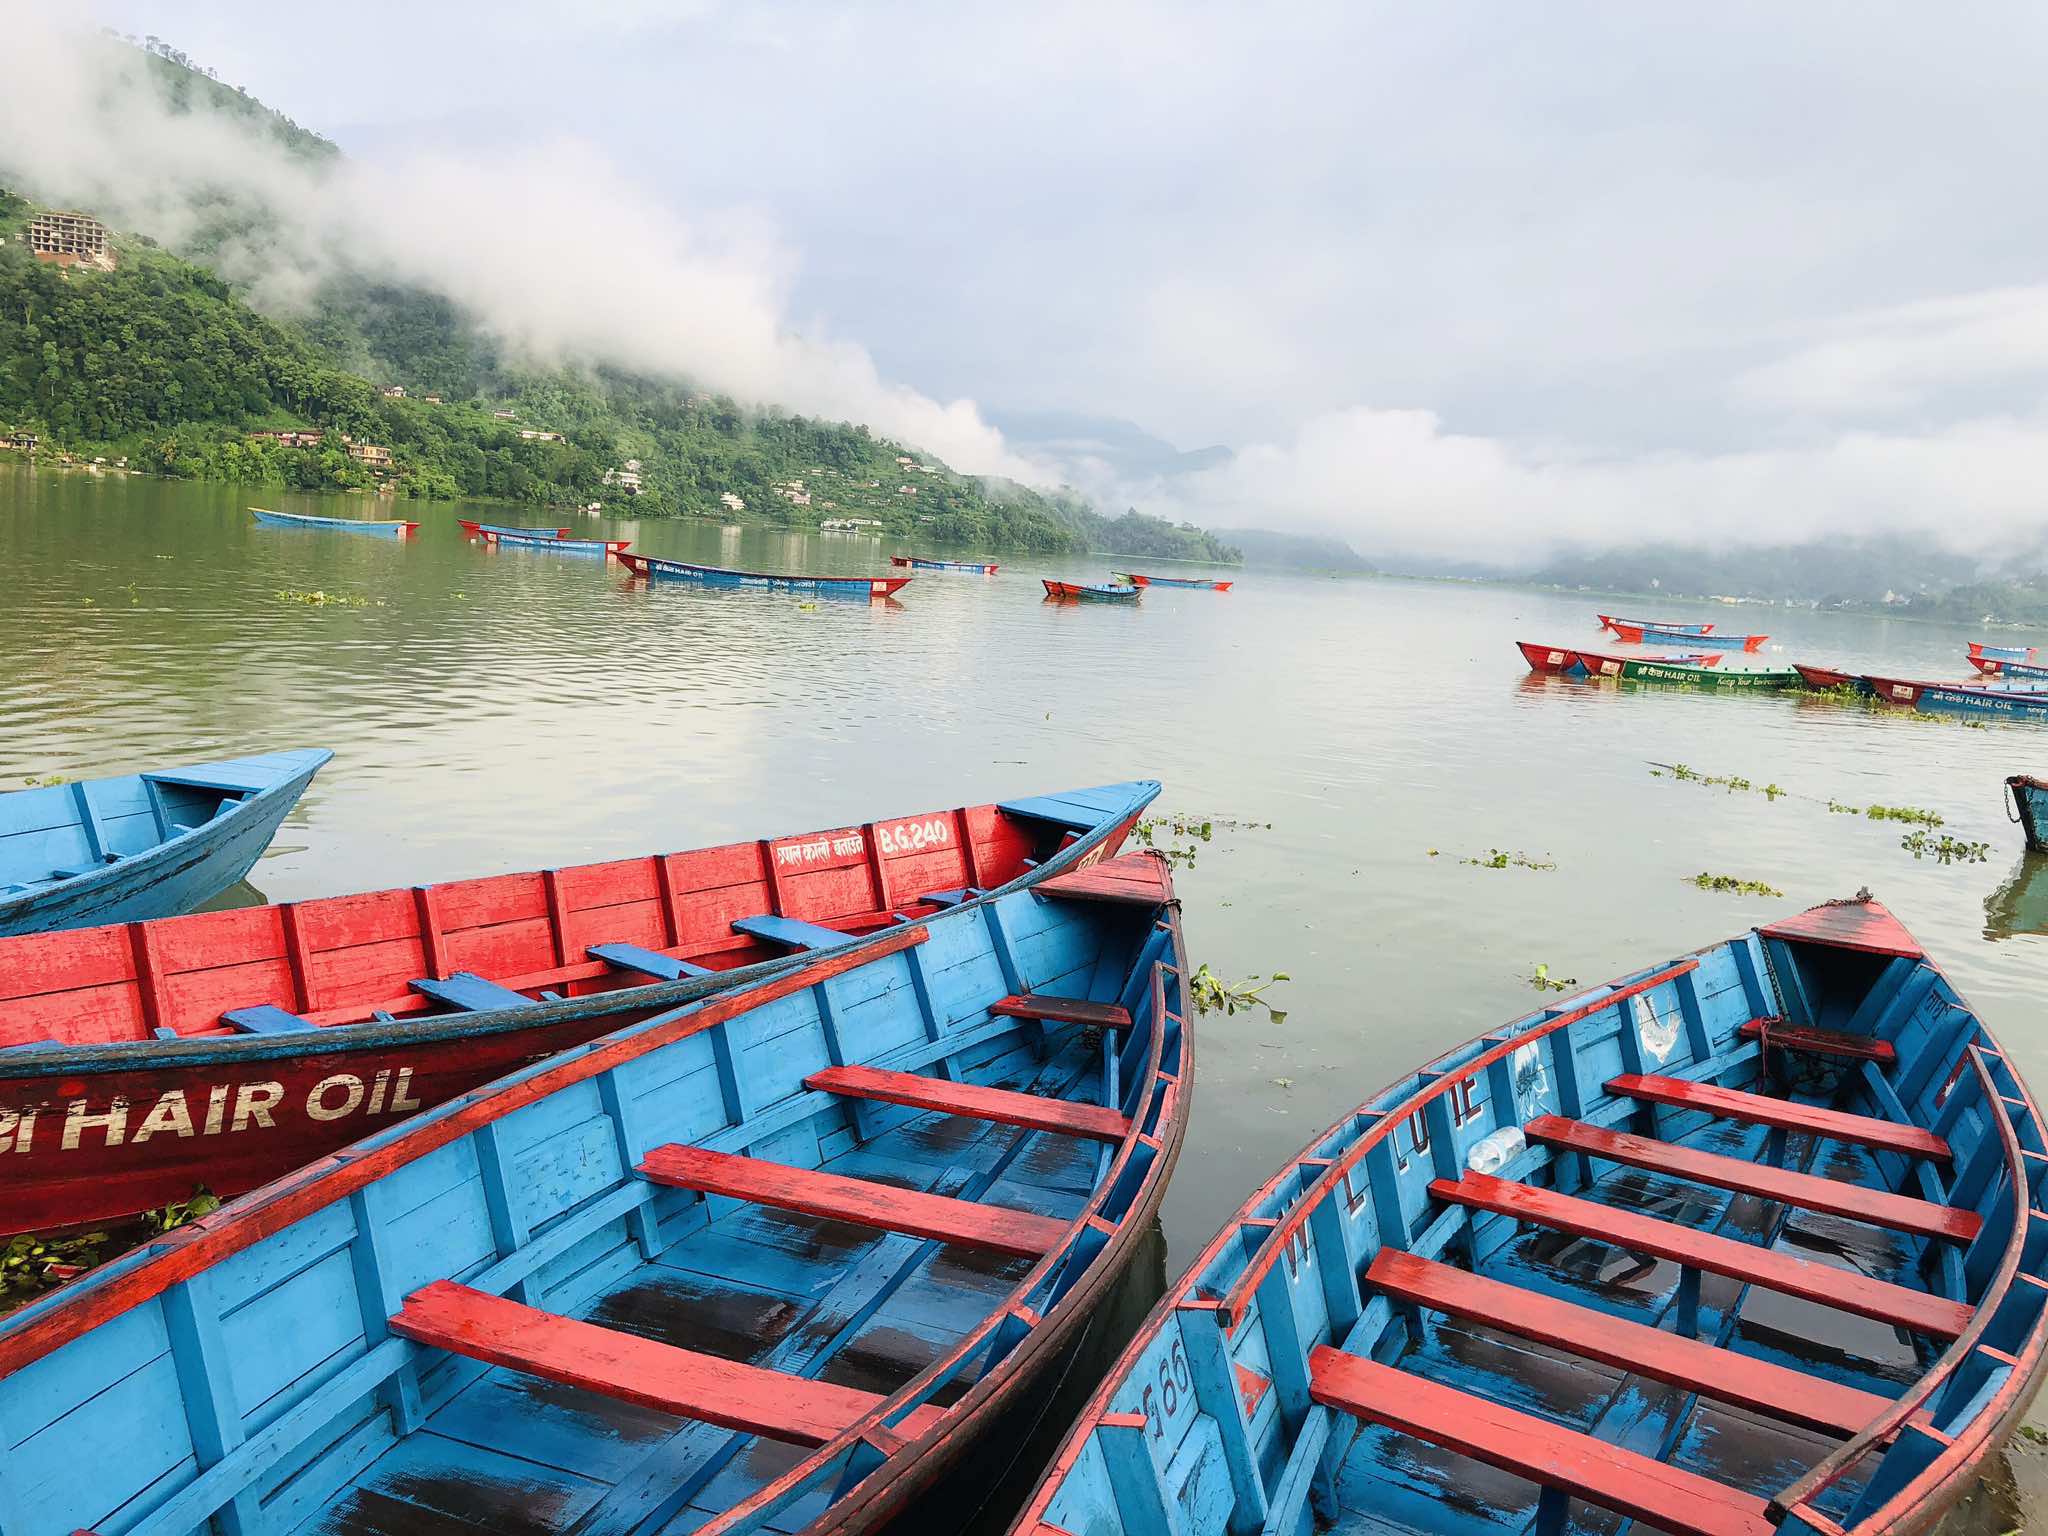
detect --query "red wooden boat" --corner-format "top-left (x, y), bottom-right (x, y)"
top-left (1113, 571), bottom-right (1234, 591)
top-left (0, 782), bottom-right (1156, 1235)
top-left (1610, 620), bottom-right (1767, 650)
top-left (1571, 647), bottom-right (1723, 675)
top-left (1518, 641), bottom-right (1588, 673)
top-left (1042, 579), bottom-right (1139, 603)
top-left (1597, 613), bottom-right (1715, 635)
top-left (1792, 662), bottom-right (1872, 693)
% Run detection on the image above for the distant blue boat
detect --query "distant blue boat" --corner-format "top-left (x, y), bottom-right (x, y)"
top-left (251, 507), bottom-right (418, 537)
top-left (1866, 673), bottom-right (2048, 718)
top-left (1044, 579), bottom-right (1140, 603)
top-left (892, 555), bottom-right (1000, 574)
top-left (459, 519), bottom-right (571, 539)
top-left (482, 528), bottom-right (630, 557)
top-left (0, 749), bottom-right (330, 935)
top-left (1014, 896), bottom-right (2048, 1536)
top-left (1971, 641), bottom-right (2039, 665)
top-left (620, 551), bottom-right (912, 599)
top-left (0, 847), bottom-right (1190, 1536)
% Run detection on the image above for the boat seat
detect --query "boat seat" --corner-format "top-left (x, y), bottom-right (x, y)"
top-left (0, 1039), bottom-right (61, 1053)
top-left (731, 914), bottom-right (859, 951)
top-left (408, 972), bottom-right (539, 1013)
top-left (1608, 1073), bottom-right (1951, 1162)
top-left (1431, 1172), bottom-right (1971, 1339)
top-left (640, 1144), bottom-right (1066, 1258)
top-left (586, 942), bottom-right (714, 981)
top-left (991, 994), bottom-right (1133, 1031)
top-left (1034, 856), bottom-right (1172, 906)
top-left (221, 1005), bottom-right (318, 1035)
top-left (1525, 1115), bottom-right (1978, 1243)
top-left (391, 1280), bottom-right (946, 1447)
top-left (1737, 1019), bottom-right (1897, 1067)
top-left (1365, 1250), bottom-right (1893, 1438)
top-left (807, 1064), bottom-right (1130, 1144)
top-left (1307, 1346), bottom-right (1775, 1536)
top-left (914, 888), bottom-right (983, 909)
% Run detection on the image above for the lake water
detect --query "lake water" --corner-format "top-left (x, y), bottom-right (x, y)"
top-left (7, 466), bottom-right (2048, 1520)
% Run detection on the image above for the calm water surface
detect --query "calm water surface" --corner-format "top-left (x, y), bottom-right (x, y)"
top-left (7, 467), bottom-right (2048, 1521)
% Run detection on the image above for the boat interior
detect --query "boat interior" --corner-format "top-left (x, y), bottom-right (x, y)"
top-left (0, 857), bottom-right (1187, 1536)
top-left (1031, 901), bottom-right (2048, 1536)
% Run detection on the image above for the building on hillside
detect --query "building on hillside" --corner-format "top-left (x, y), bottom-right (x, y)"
top-left (3, 431), bottom-right (38, 451)
top-left (422, 394), bottom-right (443, 404)
top-left (28, 212), bottom-right (114, 270)
top-left (895, 456), bottom-right (914, 467)
top-left (492, 409), bottom-right (518, 420)
top-left (603, 465), bottom-right (644, 495)
top-left (719, 492), bottom-right (746, 512)
top-left (519, 429), bottom-right (566, 443)
top-left (346, 443), bottom-right (393, 471)
top-left (250, 429), bottom-right (324, 448)
top-left (379, 385), bottom-right (406, 399)
top-left (623, 458), bottom-right (642, 472)
top-left (897, 484), bottom-right (919, 496)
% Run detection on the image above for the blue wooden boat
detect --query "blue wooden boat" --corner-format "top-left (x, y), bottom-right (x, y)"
top-left (891, 555), bottom-right (999, 574)
top-left (1015, 896), bottom-right (2048, 1536)
top-left (1966, 653), bottom-right (2048, 682)
top-left (1600, 613), bottom-right (1715, 636)
top-left (0, 749), bottom-right (330, 936)
top-left (251, 508), bottom-right (420, 537)
top-left (1970, 641), bottom-right (2039, 665)
top-left (1865, 674), bottom-right (2048, 718)
top-left (459, 519), bottom-right (572, 539)
top-left (0, 848), bottom-right (1190, 1536)
top-left (483, 528), bottom-right (630, 557)
top-left (1044, 580), bottom-right (1140, 603)
top-left (2007, 775), bottom-right (2048, 852)
top-left (620, 552), bottom-right (912, 599)
top-left (1113, 572), bottom-right (1234, 592)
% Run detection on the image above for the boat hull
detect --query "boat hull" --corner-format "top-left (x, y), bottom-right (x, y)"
top-left (1969, 655), bottom-right (2048, 680)
top-left (251, 508), bottom-right (418, 536)
top-left (890, 556), bottom-right (999, 573)
top-left (1614, 621), bottom-right (1767, 650)
top-left (1793, 662), bottom-right (1869, 692)
top-left (1012, 899), bottom-right (2048, 1536)
top-left (2009, 776), bottom-right (2048, 852)
top-left (1866, 675), bottom-right (2048, 716)
top-left (1597, 613), bottom-right (1714, 634)
top-left (0, 750), bottom-right (330, 936)
top-left (0, 856), bottom-right (1192, 1536)
top-left (620, 551), bottom-right (911, 598)
top-left (1114, 572), bottom-right (1233, 590)
top-left (1970, 642), bottom-right (2039, 664)
top-left (484, 528), bottom-right (630, 555)
top-left (458, 520), bottom-right (572, 538)
top-left (1043, 580), bottom-right (1139, 602)
top-left (0, 782), bottom-right (1157, 1233)
top-left (1517, 640), bottom-right (1588, 673)
top-left (1616, 657), bottom-right (1793, 687)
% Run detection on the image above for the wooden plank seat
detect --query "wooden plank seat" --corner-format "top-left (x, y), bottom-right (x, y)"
top-left (1033, 856), bottom-right (1171, 906)
top-left (1365, 1250), bottom-right (1894, 1438)
top-left (391, 1279), bottom-right (947, 1447)
top-left (731, 914), bottom-right (859, 952)
top-left (639, 1145), bottom-right (1068, 1258)
top-left (1307, 1345), bottom-right (1776, 1536)
top-left (913, 888), bottom-right (983, 909)
top-left (990, 995), bottom-right (1133, 1031)
top-left (1608, 1073), bottom-right (1951, 1163)
top-left (586, 942), bottom-right (715, 981)
top-left (807, 1064), bottom-right (1131, 1144)
top-left (1430, 1172), bottom-right (1973, 1339)
top-left (1737, 1019), bottom-right (1897, 1067)
top-left (219, 1005), bottom-right (317, 1035)
top-left (409, 971), bottom-right (539, 1013)
top-left (1526, 1116), bottom-right (1979, 1244)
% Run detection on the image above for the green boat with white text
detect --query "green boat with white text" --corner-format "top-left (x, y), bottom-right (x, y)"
top-left (1616, 657), bottom-right (1801, 689)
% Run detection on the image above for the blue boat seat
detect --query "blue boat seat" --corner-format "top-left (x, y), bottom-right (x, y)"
top-left (0, 1038), bottom-right (62, 1052)
top-left (915, 888), bottom-right (986, 909)
top-left (409, 972), bottom-right (539, 1012)
top-left (587, 942), bottom-right (715, 981)
top-left (222, 1005), bottom-right (317, 1034)
top-left (731, 914), bottom-right (858, 952)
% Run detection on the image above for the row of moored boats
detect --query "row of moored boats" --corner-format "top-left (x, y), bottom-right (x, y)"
top-left (3, 745), bottom-right (2044, 1536)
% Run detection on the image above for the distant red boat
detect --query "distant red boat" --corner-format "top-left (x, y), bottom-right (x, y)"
top-left (1793, 663), bottom-right (1868, 692)
top-left (1596, 613), bottom-right (1714, 635)
top-left (1610, 620), bottom-right (1767, 651)
top-left (1113, 571), bottom-right (1234, 591)
top-left (1043, 579), bottom-right (1139, 603)
top-left (1547, 645), bottom-right (1723, 676)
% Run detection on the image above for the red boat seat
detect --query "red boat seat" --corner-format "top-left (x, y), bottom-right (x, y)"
top-left (392, 1280), bottom-right (945, 1446)
top-left (1431, 1172), bottom-right (1972, 1339)
top-left (639, 1145), bottom-right (1067, 1258)
top-left (1737, 1019), bottom-right (1897, 1067)
top-left (1526, 1116), bottom-right (1977, 1242)
top-left (1033, 856), bottom-right (1172, 906)
top-left (807, 1065), bottom-right (1130, 1144)
top-left (1607, 1074), bottom-right (1951, 1163)
top-left (1365, 1250), bottom-right (1892, 1437)
top-left (1307, 1346), bottom-right (1776, 1536)
top-left (991, 995), bottom-right (1133, 1031)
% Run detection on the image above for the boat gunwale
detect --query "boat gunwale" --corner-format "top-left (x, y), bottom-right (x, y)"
top-left (1011, 915), bottom-right (2048, 1536)
top-left (0, 783), bottom-right (1159, 1075)
top-left (697, 899), bottom-right (1191, 1536)
top-left (0, 750), bottom-right (332, 925)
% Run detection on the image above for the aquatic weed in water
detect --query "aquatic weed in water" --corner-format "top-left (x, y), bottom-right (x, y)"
top-left (1461, 849), bottom-right (1557, 871)
top-left (1189, 964), bottom-right (1290, 1024)
top-left (1900, 831), bottom-right (1990, 864)
top-left (1688, 873), bottom-right (1785, 897)
top-left (1530, 963), bottom-right (1576, 993)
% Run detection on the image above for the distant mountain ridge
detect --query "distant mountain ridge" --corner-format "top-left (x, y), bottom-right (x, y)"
top-left (988, 408), bottom-right (1233, 481)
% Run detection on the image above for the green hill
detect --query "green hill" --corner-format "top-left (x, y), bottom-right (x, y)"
top-left (0, 43), bottom-right (1241, 562)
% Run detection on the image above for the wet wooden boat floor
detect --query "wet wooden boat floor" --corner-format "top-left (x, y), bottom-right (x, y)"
top-left (301, 1044), bottom-right (1105, 1536)
top-left (1332, 1118), bottom-right (1932, 1536)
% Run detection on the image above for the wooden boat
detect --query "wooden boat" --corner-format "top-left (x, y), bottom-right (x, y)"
top-left (0, 782), bottom-right (1155, 1235)
top-left (1969, 641), bottom-right (2039, 664)
top-left (1113, 572), bottom-right (1234, 591)
top-left (0, 750), bottom-right (330, 937)
top-left (1612, 657), bottom-right (1794, 688)
top-left (1864, 675), bottom-right (2048, 717)
top-left (0, 851), bottom-right (1191, 1536)
top-left (1966, 654), bottom-right (2048, 681)
top-left (251, 508), bottom-right (419, 537)
top-left (1014, 896), bottom-right (2048, 1536)
top-left (619, 552), bottom-right (912, 599)
top-left (890, 556), bottom-right (1000, 574)
top-left (458, 520), bottom-right (572, 539)
top-left (1527, 643), bottom-right (1722, 675)
top-left (481, 527), bottom-right (631, 557)
top-left (1793, 663), bottom-right (1870, 692)
top-left (2006, 776), bottom-right (2048, 853)
top-left (1598, 613), bottom-right (1715, 635)
top-left (1043, 580), bottom-right (1140, 603)
top-left (1611, 620), bottom-right (1768, 651)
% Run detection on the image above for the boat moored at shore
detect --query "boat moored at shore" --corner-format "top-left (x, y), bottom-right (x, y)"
top-left (2008, 775), bottom-right (2048, 852)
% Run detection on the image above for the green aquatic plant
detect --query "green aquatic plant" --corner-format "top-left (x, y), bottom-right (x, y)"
top-left (1652, 764), bottom-right (1762, 794)
top-left (1462, 849), bottom-right (1556, 871)
top-left (1530, 963), bottom-right (1576, 993)
top-left (0, 1188), bottom-right (220, 1311)
top-left (1827, 798), bottom-right (1859, 815)
top-left (1900, 831), bottom-right (1990, 864)
top-left (1865, 803), bottom-right (1943, 828)
top-left (1188, 964), bottom-right (1289, 1024)
top-left (274, 588), bottom-right (376, 608)
top-left (20, 774), bottom-right (65, 787)
top-left (1688, 873), bottom-right (1785, 898)
top-left (1134, 811), bottom-right (1271, 873)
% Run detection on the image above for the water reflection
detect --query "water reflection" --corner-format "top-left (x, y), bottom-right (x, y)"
top-left (1983, 854), bottom-right (2048, 942)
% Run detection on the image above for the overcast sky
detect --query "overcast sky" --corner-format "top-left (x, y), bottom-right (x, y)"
top-left (44, 3), bottom-right (2048, 559)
